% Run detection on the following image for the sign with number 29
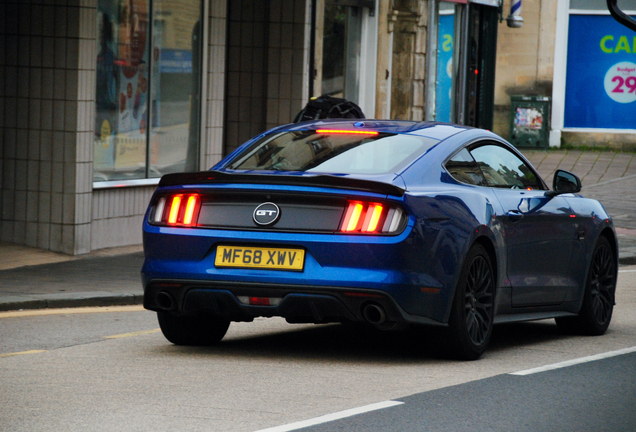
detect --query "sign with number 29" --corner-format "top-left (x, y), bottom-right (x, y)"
top-left (605, 61), bottom-right (636, 104)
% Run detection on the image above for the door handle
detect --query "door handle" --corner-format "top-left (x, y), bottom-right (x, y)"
top-left (507, 210), bottom-right (524, 221)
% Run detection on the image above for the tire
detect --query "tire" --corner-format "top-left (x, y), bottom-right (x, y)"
top-left (446, 244), bottom-right (495, 360)
top-left (556, 236), bottom-right (616, 336)
top-left (157, 311), bottom-right (230, 346)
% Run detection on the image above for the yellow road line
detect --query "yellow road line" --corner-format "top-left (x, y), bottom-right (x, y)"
top-left (0, 328), bottom-right (160, 357)
top-left (105, 329), bottom-right (161, 339)
top-left (0, 305), bottom-right (146, 319)
top-left (0, 350), bottom-right (47, 358)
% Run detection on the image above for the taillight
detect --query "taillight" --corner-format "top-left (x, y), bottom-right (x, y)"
top-left (340, 201), bottom-right (405, 234)
top-left (151, 194), bottom-right (201, 226)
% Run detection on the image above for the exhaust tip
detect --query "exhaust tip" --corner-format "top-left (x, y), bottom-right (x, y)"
top-left (362, 303), bottom-right (386, 325)
top-left (155, 291), bottom-right (176, 311)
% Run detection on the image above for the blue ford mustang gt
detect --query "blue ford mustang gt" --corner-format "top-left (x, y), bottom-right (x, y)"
top-left (142, 120), bottom-right (618, 359)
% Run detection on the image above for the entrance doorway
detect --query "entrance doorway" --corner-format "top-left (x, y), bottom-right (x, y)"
top-left (430, 0), bottom-right (498, 129)
top-left (463, 3), bottom-right (499, 129)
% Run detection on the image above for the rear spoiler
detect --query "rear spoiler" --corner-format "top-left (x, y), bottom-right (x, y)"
top-left (158, 170), bottom-right (406, 197)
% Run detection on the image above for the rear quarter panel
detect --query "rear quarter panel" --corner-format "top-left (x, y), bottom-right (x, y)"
top-left (400, 183), bottom-right (505, 323)
top-left (395, 129), bottom-right (508, 321)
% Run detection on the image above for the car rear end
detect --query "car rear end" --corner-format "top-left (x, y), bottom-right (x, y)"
top-left (142, 122), bottom-right (446, 331)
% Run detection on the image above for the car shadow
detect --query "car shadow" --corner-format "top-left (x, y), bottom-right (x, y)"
top-left (488, 320), bottom-right (571, 352)
top-left (154, 323), bottom-right (439, 364)
top-left (151, 319), bottom-right (576, 364)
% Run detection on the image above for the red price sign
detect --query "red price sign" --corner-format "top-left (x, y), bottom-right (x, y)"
top-left (604, 61), bottom-right (636, 104)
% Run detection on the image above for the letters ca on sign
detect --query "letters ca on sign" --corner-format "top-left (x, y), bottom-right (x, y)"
top-left (600, 35), bottom-right (636, 54)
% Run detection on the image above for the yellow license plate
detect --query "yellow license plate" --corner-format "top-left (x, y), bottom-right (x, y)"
top-left (215, 245), bottom-right (305, 271)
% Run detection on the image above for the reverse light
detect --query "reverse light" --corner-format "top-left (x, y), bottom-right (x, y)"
top-left (152, 194), bottom-right (201, 226)
top-left (340, 201), bottom-right (405, 234)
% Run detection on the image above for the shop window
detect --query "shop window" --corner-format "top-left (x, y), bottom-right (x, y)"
top-left (94, 0), bottom-right (203, 184)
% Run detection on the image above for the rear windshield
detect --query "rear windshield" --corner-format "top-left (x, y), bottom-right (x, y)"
top-left (225, 130), bottom-right (438, 175)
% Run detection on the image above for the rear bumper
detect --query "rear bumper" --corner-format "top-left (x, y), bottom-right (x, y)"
top-left (141, 217), bottom-right (457, 325)
top-left (143, 279), bottom-right (445, 326)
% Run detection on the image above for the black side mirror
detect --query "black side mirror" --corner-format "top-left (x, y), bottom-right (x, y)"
top-left (552, 169), bottom-right (582, 195)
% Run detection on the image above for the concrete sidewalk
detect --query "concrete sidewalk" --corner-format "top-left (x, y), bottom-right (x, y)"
top-left (1, 148), bottom-right (635, 312)
top-left (0, 244), bottom-right (144, 312)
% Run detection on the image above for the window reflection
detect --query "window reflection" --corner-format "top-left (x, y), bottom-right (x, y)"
top-left (445, 148), bottom-right (487, 186)
top-left (227, 131), bottom-right (438, 175)
top-left (470, 145), bottom-right (540, 189)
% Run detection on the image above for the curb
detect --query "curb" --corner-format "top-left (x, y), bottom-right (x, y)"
top-left (0, 292), bottom-right (143, 312)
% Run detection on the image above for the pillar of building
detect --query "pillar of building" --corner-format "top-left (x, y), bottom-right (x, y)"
top-left (1, 0), bottom-right (94, 255)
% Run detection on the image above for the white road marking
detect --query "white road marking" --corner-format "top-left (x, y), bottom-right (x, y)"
top-left (252, 401), bottom-right (404, 432)
top-left (510, 346), bottom-right (636, 376)
top-left (618, 269), bottom-right (636, 273)
top-left (585, 173), bottom-right (636, 188)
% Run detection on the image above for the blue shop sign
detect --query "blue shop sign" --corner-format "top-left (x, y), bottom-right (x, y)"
top-left (565, 15), bottom-right (636, 129)
top-left (159, 49), bottom-right (193, 74)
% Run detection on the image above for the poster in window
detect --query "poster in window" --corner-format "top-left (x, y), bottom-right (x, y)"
top-left (436, 13), bottom-right (455, 123)
top-left (115, 0), bottom-right (149, 169)
top-left (564, 15), bottom-right (636, 129)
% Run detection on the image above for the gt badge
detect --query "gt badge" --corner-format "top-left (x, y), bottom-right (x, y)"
top-left (253, 202), bottom-right (281, 226)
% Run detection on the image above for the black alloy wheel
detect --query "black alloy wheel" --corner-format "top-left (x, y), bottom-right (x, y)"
top-left (158, 311), bottom-right (230, 346)
top-left (447, 244), bottom-right (495, 360)
top-left (556, 236), bottom-right (616, 335)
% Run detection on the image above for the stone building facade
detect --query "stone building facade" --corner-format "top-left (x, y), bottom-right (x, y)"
top-left (2, 0), bottom-right (633, 255)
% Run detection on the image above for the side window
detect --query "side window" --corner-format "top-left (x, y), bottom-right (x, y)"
top-left (445, 148), bottom-right (488, 186)
top-left (469, 144), bottom-right (541, 189)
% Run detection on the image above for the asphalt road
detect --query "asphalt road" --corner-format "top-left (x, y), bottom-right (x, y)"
top-left (292, 351), bottom-right (636, 432)
top-left (1, 269), bottom-right (635, 432)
